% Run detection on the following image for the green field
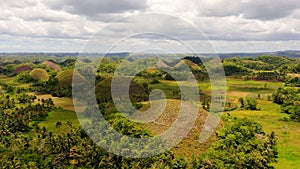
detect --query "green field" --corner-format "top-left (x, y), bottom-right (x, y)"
top-left (38, 109), bottom-right (80, 133)
top-left (224, 78), bottom-right (300, 169)
top-left (0, 74), bottom-right (31, 88)
top-left (229, 101), bottom-right (300, 169)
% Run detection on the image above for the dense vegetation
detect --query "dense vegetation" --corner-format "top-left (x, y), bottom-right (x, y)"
top-left (273, 87), bottom-right (300, 121)
top-left (0, 54), bottom-right (299, 168)
top-left (191, 116), bottom-right (277, 168)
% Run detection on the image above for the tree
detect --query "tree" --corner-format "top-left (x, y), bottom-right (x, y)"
top-left (191, 117), bottom-right (278, 169)
top-left (202, 99), bottom-right (210, 111)
top-left (246, 97), bottom-right (258, 110)
top-left (238, 97), bottom-right (245, 108)
top-left (56, 121), bottom-right (62, 129)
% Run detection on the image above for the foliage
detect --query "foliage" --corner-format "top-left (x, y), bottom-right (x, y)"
top-left (190, 117), bottom-right (278, 169)
top-left (238, 97), bottom-right (258, 110)
top-left (273, 87), bottom-right (300, 121)
top-left (183, 56), bottom-right (203, 65)
top-left (16, 71), bottom-right (36, 83)
top-left (238, 97), bottom-right (245, 108)
top-left (1, 54), bottom-right (299, 168)
top-left (254, 71), bottom-right (281, 81)
top-left (0, 78), bottom-right (180, 168)
top-left (223, 62), bottom-right (249, 77)
top-left (245, 97), bottom-right (258, 110)
top-left (31, 76), bottom-right (73, 97)
top-left (285, 76), bottom-right (300, 87)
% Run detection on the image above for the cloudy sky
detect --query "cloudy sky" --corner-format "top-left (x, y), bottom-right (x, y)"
top-left (0, 0), bottom-right (300, 53)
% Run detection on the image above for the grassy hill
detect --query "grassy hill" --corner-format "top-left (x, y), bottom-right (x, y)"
top-left (56, 69), bottom-right (86, 87)
top-left (95, 76), bottom-right (147, 101)
top-left (15, 65), bottom-right (33, 74)
top-left (135, 99), bottom-right (214, 158)
top-left (30, 68), bottom-right (49, 82)
top-left (42, 60), bottom-right (61, 71)
top-left (175, 59), bottom-right (200, 70)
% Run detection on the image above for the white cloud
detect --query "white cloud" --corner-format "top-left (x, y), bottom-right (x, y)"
top-left (0, 0), bottom-right (299, 52)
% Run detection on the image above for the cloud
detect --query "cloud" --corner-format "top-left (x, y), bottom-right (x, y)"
top-left (0, 0), bottom-right (299, 52)
top-left (46, 0), bottom-right (149, 19)
top-left (196, 0), bottom-right (300, 20)
top-left (0, 35), bottom-right (87, 52)
top-left (1, 0), bottom-right (38, 9)
top-left (0, 1), bottom-right (106, 39)
top-left (149, 0), bottom-right (300, 20)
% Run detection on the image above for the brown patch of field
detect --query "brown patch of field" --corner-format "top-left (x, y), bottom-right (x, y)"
top-left (137, 99), bottom-right (216, 158)
top-left (43, 60), bottom-right (61, 71)
top-left (34, 93), bottom-right (75, 111)
top-left (226, 91), bottom-right (250, 98)
top-left (15, 65), bottom-right (33, 74)
top-left (287, 73), bottom-right (300, 77)
top-left (175, 60), bottom-right (200, 70)
top-left (241, 59), bottom-right (265, 65)
top-left (156, 60), bottom-right (169, 68)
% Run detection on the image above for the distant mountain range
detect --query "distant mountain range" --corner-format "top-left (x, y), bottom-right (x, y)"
top-left (1, 50), bottom-right (300, 58)
top-left (217, 50), bottom-right (300, 59)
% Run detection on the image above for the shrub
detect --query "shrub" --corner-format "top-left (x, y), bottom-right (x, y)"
top-left (245, 97), bottom-right (258, 110)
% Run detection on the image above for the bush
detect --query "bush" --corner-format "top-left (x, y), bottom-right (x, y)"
top-left (190, 117), bottom-right (278, 169)
top-left (150, 79), bottom-right (160, 84)
top-left (16, 71), bottom-right (36, 83)
top-left (246, 97), bottom-right (258, 110)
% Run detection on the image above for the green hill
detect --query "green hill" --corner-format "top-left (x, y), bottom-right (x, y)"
top-left (30, 68), bottom-right (49, 82)
top-left (95, 76), bottom-right (147, 101)
top-left (56, 69), bottom-right (86, 87)
top-left (175, 59), bottom-right (200, 70)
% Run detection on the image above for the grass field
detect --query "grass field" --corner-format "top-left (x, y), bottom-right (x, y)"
top-left (226, 78), bottom-right (284, 94)
top-left (0, 74), bottom-right (31, 88)
top-left (34, 93), bottom-right (75, 111)
top-left (229, 101), bottom-right (300, 169)
top-left (38, 109), bottom-right (80, 133)
top-left (224, 78), bottom-right (300, 168)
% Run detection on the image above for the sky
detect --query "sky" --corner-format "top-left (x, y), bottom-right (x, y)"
top-left (0, 0), bottom-right (300, 53)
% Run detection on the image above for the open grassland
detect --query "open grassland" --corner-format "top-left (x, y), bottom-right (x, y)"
top-left (229, 100), bottom-right (300, 168)
top-left (224, 78), bottom-right (299, 168)
top-left (227, 78), bottom-right (284, 93)
top-left (225, 78), bottom-right (285, 102)
top-left (38, 109), bottom-right (80, 133)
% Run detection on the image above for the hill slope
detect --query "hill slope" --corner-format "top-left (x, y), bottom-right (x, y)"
top-left (30, 68), bottom-right (49, 82)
